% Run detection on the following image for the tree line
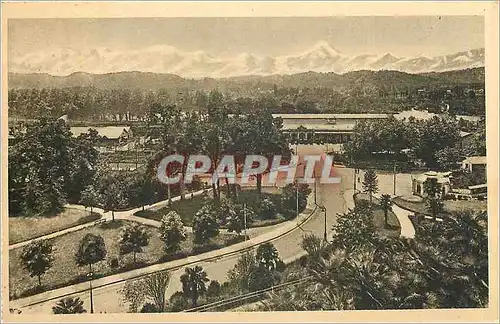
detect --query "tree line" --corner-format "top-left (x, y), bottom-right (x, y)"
top-left (8, 75), bottom-right (485, 122)
top-left (343, 115), bottom-right (486, 170)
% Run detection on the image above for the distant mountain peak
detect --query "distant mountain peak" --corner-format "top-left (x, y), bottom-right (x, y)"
top-left (8, 44), bottom-right (485, 78)
top-left (309, 41), bottom-right (342, 56)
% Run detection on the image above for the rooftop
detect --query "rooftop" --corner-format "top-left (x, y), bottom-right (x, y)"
top-left (272, 113), bottom-right (390, 119)
top-left (281, 123), bottom-right (355, 131)
top-left (70, 126), bottom-right (131, 139)
top-left (413, 171), bottom-right (452, 183)
top-left (462, 156), bottom-right (487, 165)
top-left (394, 109), bottom-right (437, 121)
top-left (468, 183), bottom-right (487, 190)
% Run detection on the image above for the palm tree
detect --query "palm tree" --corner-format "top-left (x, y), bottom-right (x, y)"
top-left (52, 297), bottom-right (87, 314)
top-left (344, 250), bottom-right (394, 310)
top-left (301, 234), bottom-right (328, 263)
top-left (426, 197), bottom-right (444, 221)
top-left (423, 178), bottom-right (440, 198)
top-left (180, 266), bottom-right (209, 307)
top-left (379, 194), bottom-right (393, 228)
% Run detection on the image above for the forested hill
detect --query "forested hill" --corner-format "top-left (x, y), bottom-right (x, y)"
top-left (9, 67), bottom-right (485, 92)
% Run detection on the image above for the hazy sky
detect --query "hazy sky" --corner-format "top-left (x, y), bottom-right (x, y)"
top-left (9, 16), bottom-right (484, 57)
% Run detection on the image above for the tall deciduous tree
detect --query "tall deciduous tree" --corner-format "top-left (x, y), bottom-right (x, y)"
top-left (159, 211), bottom-right (187, 254)
top-left (192, 203), bottom-right (220, 245)
top-left (240, 105), bottom-right (291, 201)
top-left (362, 170), bottom-right (379, 204)
top-left (415, 116), bottom-right (460, 168)
top-left (8, 119), bottom-right (71, 215)
top-left (227, 252), bottom-right (257, 293)
top-left (281, 182), bottom-right (312, 219)
top-left (121, 271), bottom-right (171, 313)
top-left (146, 103), bottom-right (183, 200)
top-left (203, 90), bottom-right (232, 202)
top-left (120, 224), bottom-right (150, 265)
top-left (79, 185), bottom-right (101, 214)
top-left (143, 271), bottom-right (171, 312)
top-left (20, 240), bottom-right (54, 287)
top-left (180, 266), bottom-right (209, 307)
top-left (75, 233), bottom-right (107, 274)
top-left (226, 204), bottom-right (256, 235)
top-left (102, 180), bottom-right (127, 221)
top-left (137, 172), bottom-right (154, 211)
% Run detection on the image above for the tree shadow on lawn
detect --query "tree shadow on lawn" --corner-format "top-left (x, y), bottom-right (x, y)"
top-left (354, 193), bottom-right (401, 238)
top-left (98, 220), bottom-right (125, 230)
top-left (11, 229), bottom-right (246, 301)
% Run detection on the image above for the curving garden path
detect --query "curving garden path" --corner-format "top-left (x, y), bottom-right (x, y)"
top-left (9, 189), bottom-right (207, 250)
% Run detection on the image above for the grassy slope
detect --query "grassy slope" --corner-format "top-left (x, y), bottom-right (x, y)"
top-left (354, 193), bottom-right (401, 238)
top-left (135, 188), bottom-right (289, 228)
top-left (9, 220), bottom-right (241, 300)
top-left (393, 197), bottom-right (487, 217)
top-left (9, 208), bottom-right (100, 245)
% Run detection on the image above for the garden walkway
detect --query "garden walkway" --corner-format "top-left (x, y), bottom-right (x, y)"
top-left (9, 189), bottom-right (207, 250)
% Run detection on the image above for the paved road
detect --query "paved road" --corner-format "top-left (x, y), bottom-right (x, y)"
top-left (13, 146), bottom-right (352, 314)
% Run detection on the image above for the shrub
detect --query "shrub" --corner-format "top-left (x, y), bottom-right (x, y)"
top-left (192, 203), bottom-right (220, 245)
top-left (248, 266), bottom-right (274, 292)
top-left (109, 257), bottom-right (119, 269)
top-left (169, 291), bottom-right (190, 312)
top-left (159, 211), bottom-right (187, 253)
top-left (159, 251), bottom-right (189, 263)
top-left (192, 243), bottom-right (220, 255)
top-left (224, 235), bottom-right (247, 246)
top-left (206, 280), bottom-right (222, 298)
top-left (140, 302), bottom-right (160, 313)
top-left (260, 198), bottom-right (277, 219)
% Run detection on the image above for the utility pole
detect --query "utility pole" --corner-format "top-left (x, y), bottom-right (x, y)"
top-left (351, 156), bottom-right (357, 192)
top-left (296, 183), bottom-right (299, 218)
top-left (393, 163), bottom-right (397, 196)
top-left (314, 176), bottom-right (317, 204)
top-left (353, 168), bottom-right (357, 191)
top-left (321, 206), bottom-right (327, 241)
top-left (135, 141), bottom-right (138, 170)
top-left (243, 203), bottom-right (248, 241)
top-left (87, 272), bottom-right (94, 314)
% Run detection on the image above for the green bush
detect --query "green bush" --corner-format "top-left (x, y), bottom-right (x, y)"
top-left (259, 198), bottom-right (277, 219)
top-left (168, 291), bottom-right (190, 312)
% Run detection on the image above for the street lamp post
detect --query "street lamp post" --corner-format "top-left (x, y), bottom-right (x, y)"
top-left (243, 203), bottom-right (248, 241)
top-left (321, 206), bottom-right (327, 241)
top-left (353, 168), bottom-right (359, 192)
top-left (87, 272), bottom-right (94, 314)
top-left (393, 163), bottom-right (397, 196)
top-left (314, 176), bottom-right (317, 204)
top-left (296, 183), bottom-right (299, 218)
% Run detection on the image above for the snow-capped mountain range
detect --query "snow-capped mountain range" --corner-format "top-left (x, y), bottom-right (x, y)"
top-left (9, 41), bottom-right (484, 78)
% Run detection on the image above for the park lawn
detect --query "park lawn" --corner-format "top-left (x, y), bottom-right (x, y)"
top-left (393, 197), bottom-right (487, 216)
top-left (354, 193), bottom-right (401, 238)
top-left (9, 220), bottom-right (242, 300)
top-left (135, 188), bottom-right (286, 228)
top-left (134, 195), bottom-right (207, 226)
top-left (8, 208), bottom-right (101, 245)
